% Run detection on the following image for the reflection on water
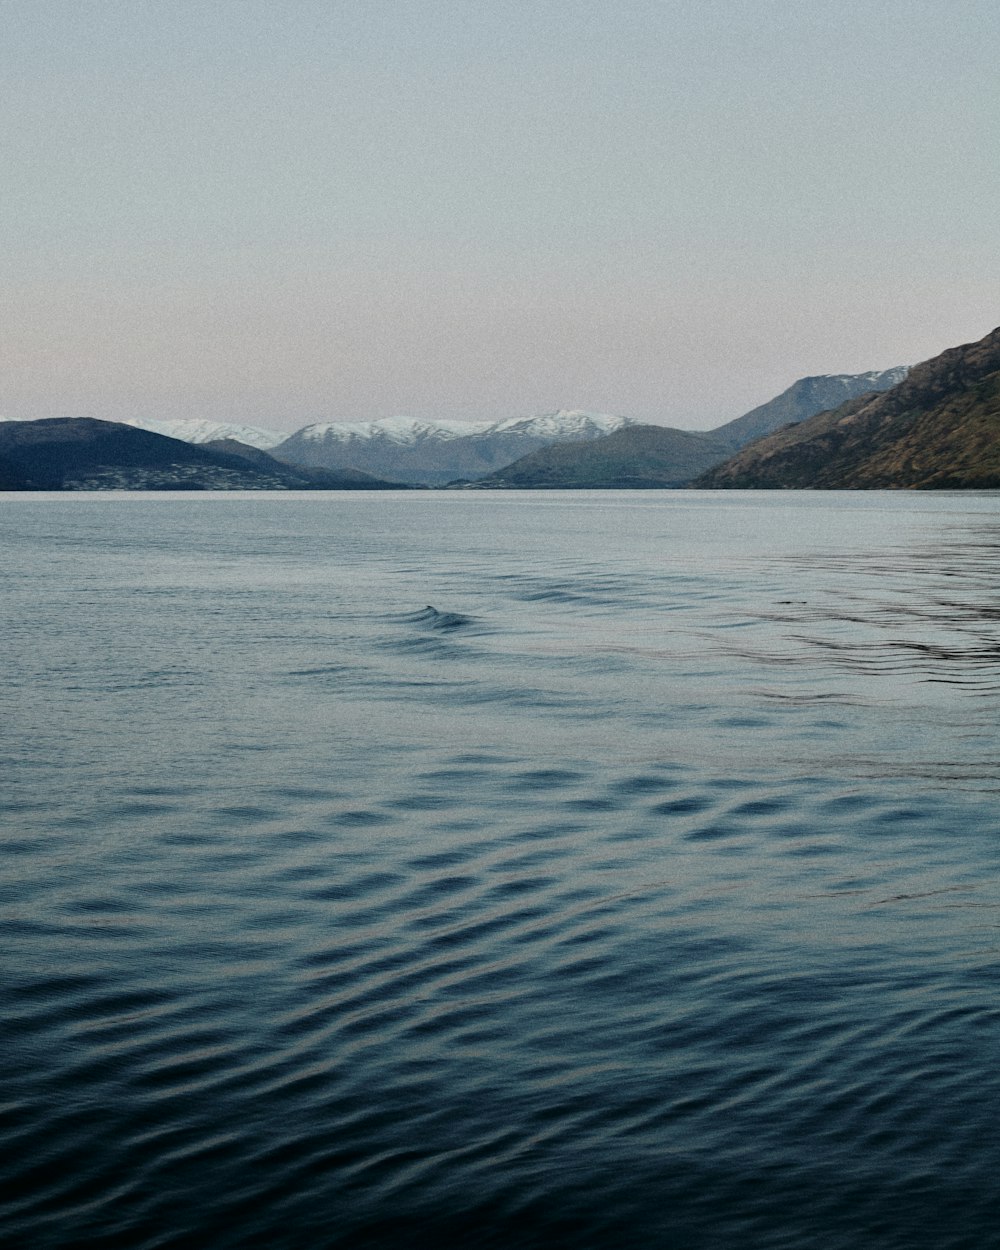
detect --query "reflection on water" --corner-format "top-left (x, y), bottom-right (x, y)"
top-left (1, 490), bottom-right (999, 1249)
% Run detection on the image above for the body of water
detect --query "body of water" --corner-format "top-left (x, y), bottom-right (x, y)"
top-left (2, 490), bottom-right (999, 1248)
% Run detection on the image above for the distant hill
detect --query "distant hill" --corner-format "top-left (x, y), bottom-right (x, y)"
top-left (696, 326), bottom-right (1000, 489)
top-left (468, 424), bottom-right (731, 488)
top-left (0, 419), bottom-right (402, 490)
top-left (202, 439), bottom-right (402, 488)
top-left (708, 367), bottom-right (909, 450)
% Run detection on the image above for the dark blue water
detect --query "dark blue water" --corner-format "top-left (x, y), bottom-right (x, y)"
top-left (2, 490), bottom-right (999, 1249)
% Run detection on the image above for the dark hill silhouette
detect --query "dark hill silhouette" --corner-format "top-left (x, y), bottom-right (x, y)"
top-left (0, 420), bottom-right (403, 490)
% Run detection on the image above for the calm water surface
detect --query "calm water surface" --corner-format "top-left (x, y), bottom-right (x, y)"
top-left (2, 490), bottom-right (999, 1249)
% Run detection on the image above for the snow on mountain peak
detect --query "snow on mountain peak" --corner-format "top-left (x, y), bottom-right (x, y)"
top-left (296, 417), bottom-right (493, 446)
top-left (811, 367), bottom-right (910, 392)
top-left (294, 410), bottom-right (635, 447)
top-left (491, 410), bottom-right (636, 438)
top-left (121, 418), bottom-right (286, 449)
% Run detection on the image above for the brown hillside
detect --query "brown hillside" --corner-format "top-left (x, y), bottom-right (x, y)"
top-left (696, 326), bottom-right (1000, 489)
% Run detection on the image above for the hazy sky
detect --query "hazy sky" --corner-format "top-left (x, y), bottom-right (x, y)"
top-left (2, 1), bottom-right (998, 432)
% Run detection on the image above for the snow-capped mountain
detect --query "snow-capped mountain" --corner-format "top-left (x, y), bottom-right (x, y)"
top-left (294, 416), bottom-right (494, 447)
top-left (487, 411), bottom-right (631, 440)
top-left (119, 418), bottom-right (286, 450)
top-left (275, 411), bottom-right (638, 485)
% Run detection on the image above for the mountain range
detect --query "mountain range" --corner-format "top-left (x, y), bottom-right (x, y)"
top-left (264, 411), bottom-right (638, 486)
top-left (109, 411), bottom-right (637, 485)
top-left (100, 370), bottom-right (906, 488)
top-left (6, 339), bottom-right (994, 492)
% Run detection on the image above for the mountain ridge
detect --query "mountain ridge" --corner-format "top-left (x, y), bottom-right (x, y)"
top-left (708, 367), bottom-right (908, 450)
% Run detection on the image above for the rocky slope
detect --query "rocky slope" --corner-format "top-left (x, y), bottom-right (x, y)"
top-left (468, 424), bottom-right (731, 488)
top-left (696, 326), bottom-right (1000, 489)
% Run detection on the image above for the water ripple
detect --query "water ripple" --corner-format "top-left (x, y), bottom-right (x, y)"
top-left (4, 493), bottom-right (1000, 1248)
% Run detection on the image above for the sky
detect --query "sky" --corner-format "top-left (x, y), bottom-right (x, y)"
top-left (2, 0), bottom-right (998, 433)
